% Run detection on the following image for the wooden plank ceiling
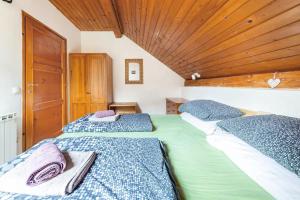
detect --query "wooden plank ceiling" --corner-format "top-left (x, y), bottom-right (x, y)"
top-left (49, 0), bottom-right (122, 37)
top-left (50, 0), bottom-right (300, 80)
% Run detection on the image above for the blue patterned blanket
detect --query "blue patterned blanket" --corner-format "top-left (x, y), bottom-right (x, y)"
top-left (0, 137), bottom-right (178, 200)
top-left (63, 114), bottom-right (153, 133)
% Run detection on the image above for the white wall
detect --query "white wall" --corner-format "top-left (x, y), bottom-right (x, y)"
top-left (81, 32), bottom-right (184, 114)
top-left (182, 87), bottom-right (300, 118)
top-left (0, 0), bottom-right (81, 151)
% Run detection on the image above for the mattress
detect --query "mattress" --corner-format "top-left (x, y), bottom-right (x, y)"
top-left (0, 137), bottom-right (177, 200)
top-left (60, 115), bottom-right (274, 200)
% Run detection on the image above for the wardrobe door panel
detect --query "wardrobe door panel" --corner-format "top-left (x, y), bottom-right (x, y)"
top-left (90, 104), bottom-right (107, 113)
top-left (87, 55), bottom-right (107, 104)
top-left (71, 103), bottom-right (90, 121)
top-left (105, 56), bottom-right (113, 104)
top-left (70, 55), bottom-right (90, 121)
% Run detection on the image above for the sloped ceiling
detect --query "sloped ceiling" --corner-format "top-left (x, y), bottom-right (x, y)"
top-left (49, 0), bottom-right (122, 36)
top-left (50, 0), bottom-right (300, 79)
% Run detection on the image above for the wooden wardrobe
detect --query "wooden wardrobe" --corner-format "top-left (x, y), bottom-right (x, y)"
top-left (70, 53), bottom-right (113, 121)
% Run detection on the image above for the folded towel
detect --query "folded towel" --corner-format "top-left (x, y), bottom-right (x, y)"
top-left (89, 114), bottom-right (120, 122)
top-left (94, 110), bottom-right (115, 118)
top-left (25, 143), bottom-right (66, 186)
top-left (0, 151), bottom-right (96, 196)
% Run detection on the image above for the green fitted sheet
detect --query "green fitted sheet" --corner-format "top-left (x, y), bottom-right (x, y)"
top-left (59, 115), bottom-right (274, 200)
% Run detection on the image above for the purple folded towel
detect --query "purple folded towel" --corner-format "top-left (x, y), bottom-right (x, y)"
top-left (25, 143), bottom-right (66, 186)
top-left (94, 110), bottom-right (115, 118)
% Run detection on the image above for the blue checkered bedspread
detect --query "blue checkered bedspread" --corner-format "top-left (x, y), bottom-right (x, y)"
top-left (63, 114), bottom-right (153, 133)
top-left (0, 137), bottom-right (178, 200)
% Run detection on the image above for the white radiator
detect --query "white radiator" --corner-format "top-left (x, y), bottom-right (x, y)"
top-left (0, 113), bottom-right (17, 165)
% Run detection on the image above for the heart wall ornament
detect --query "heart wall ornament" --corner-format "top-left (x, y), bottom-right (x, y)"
top-left (267, 73), bottom-right (281, 88)
top-left (191, 72), bottom-right (201, 80)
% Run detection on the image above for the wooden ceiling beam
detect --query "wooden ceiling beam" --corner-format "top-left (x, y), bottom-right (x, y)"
top-left (185, 71), bottom-right (300, 88)
top-left (101, 0), bottom-right (123, 38)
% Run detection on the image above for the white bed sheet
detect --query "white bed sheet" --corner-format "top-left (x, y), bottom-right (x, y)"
top-left (207, 128), bottom-right (300, 200)
top-left (180, 112), bottom-right (219, 135)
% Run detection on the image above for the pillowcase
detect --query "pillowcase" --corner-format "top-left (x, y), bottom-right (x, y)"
top-left (180, 112), bottom-right (219, 135)
top-left (217, 114), bottom-right (300, 176)
top-left (178, 100), bottom-right (244, 121)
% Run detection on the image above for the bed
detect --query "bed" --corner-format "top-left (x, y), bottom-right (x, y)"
top-left (0, 136), bottom-right (177, 199)
top-left (60, 115), bottom-right (273, 200)
top-left (63, 113), bottom-right (153, 133)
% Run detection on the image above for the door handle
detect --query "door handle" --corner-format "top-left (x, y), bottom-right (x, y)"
top-left (27, 83), bottom-right (39, 94)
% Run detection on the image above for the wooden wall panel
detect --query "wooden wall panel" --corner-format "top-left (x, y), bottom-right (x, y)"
top-left (50, 0), bottom-right (300, 86)
top-left (185, 71), bottom-right (300, 88)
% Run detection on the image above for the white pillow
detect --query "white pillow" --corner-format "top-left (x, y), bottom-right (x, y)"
top-left (207, 129), bottom-right (300, 200)
top-left (180, 112), bottom-right (219, 135)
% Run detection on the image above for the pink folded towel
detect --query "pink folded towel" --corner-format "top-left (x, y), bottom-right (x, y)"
top-left (25, 143), bottom-right (66, 186)
top-left (94, 110), bottom-right (115, 118)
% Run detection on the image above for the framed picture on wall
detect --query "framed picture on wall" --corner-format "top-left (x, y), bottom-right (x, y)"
top-left (125, 59), bottom-right (143, 84)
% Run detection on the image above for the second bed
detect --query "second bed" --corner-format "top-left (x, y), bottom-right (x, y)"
top-left (60, 115), bottom-right (273, 200)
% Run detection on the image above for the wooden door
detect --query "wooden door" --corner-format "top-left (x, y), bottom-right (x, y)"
top-left (24, 14), bottom-right (66, 149)
top-left (70, 54), bottom-right (91, 121)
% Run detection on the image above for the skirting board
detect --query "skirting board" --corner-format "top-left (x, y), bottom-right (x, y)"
top-left (185, 71), bottom-right (300, 88)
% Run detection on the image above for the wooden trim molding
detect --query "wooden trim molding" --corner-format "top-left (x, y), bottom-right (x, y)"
top-left (185, 71), bottom-right (300, 89)
top-left (125, 59), bottom-right (144, 84)
top-left (22, 12), bottom-right (26, 151)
